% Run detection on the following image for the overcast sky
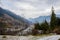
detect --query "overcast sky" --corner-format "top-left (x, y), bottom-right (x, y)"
top-left (0, 0), bottom-right (60, 19)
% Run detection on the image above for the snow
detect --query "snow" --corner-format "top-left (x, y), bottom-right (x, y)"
top-left (38, 35), bottom-right (60, 40)
top-left (0, 35), bottom-right (60, 40)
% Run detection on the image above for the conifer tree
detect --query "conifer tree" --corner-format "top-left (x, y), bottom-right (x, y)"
top-left (50, 7), bottom-right (56, 31)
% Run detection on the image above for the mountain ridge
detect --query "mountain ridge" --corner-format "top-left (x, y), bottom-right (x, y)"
top-left (0, 7), bottom-right (31, 24)
top-left (29, 14), bottom-right (60, 23)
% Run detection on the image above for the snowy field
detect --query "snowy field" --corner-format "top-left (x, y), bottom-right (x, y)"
top-left (0, 35), bottom-right (60, 40)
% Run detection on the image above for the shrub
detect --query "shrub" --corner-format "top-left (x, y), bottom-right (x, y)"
top-left (58, 38), bottom-right (60, 40)
top-left (2, 35), bottom-right (7, 38)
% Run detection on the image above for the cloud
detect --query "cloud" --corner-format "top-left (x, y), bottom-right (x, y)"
top-left (0, 0), bottom-right (60, 19)
top-left (14, 2), bottom-right (35, 10)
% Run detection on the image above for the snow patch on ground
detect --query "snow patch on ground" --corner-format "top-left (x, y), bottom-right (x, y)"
top-left (0, 35), bottom-right (60, 40)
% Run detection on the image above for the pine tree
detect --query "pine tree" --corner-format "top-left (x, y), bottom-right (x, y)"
top-left (50, 7), bottom-right (56, 31)
top-left (40, 20), bottom-right (49, 30)
top-left (34, 23), bottom-right (40, 30)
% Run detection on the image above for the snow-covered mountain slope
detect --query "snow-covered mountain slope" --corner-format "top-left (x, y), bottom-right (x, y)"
top-left (0, 7), bottom-right (33, 35)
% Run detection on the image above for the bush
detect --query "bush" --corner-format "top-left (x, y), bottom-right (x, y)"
top-left (58, 38), bottom-right (60, 40)
top-left (2, 36), bottom-right (7, 38)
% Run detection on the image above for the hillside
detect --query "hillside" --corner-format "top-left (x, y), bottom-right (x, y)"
top-left (0, 7), bottom-right (32, 35)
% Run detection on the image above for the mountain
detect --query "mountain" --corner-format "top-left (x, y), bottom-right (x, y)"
top-left (0, 7), bottom-right (33, 35)
top-left (29, 14), bottom-right (60, 23)
top-left (0, 7), bottom-right (31, 24)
